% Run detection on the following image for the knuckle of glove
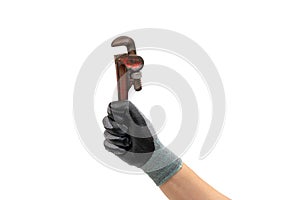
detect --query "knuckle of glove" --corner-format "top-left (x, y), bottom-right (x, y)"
top-left (104, 130), bottom-right (131, 149)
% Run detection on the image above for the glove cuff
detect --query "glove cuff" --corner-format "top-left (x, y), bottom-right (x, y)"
top-left (141, 141), bottom-right (183, 186)
top-left (145, 157), bottom-right (182, 186)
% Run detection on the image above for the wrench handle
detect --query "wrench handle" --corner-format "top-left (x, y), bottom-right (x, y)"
top-left (115, 62), bottom-right (128, 101)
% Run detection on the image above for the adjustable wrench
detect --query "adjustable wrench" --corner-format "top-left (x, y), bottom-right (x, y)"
top-left (111, 36), bottom-right (144, 101)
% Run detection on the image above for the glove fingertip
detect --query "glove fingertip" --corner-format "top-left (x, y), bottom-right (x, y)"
top-left (102, 116), bottom-right (113, 129)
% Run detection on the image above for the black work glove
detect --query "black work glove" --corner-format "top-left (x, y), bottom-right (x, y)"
top-left (102, 101), bottom-right (182, 186)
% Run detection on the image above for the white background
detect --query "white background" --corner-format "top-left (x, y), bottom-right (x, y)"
top-left (1, 1), bottom-right (299, 199)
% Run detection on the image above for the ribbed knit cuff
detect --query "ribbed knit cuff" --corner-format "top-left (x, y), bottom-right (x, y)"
top-left (145, 158), bottom-right (182, 186)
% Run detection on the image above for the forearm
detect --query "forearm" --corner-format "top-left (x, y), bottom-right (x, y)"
top-left (160, 163), bottom-right (230, 200)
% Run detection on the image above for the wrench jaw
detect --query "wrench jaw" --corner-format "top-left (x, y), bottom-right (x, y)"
top-left (111, 36), bottom-right (144, 101)
top-left (111, 36), bottom-right (136, 54)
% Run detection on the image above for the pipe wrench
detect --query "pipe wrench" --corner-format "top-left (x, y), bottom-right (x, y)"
top-left (111, 36), bottom-right (144, 101)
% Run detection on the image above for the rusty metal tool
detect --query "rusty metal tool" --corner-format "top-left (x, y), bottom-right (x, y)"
top-left (111, 36), bottom-right (144, 101)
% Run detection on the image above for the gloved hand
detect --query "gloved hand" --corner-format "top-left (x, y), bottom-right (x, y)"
top-left (102, 101), bottom-right (182, 186)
